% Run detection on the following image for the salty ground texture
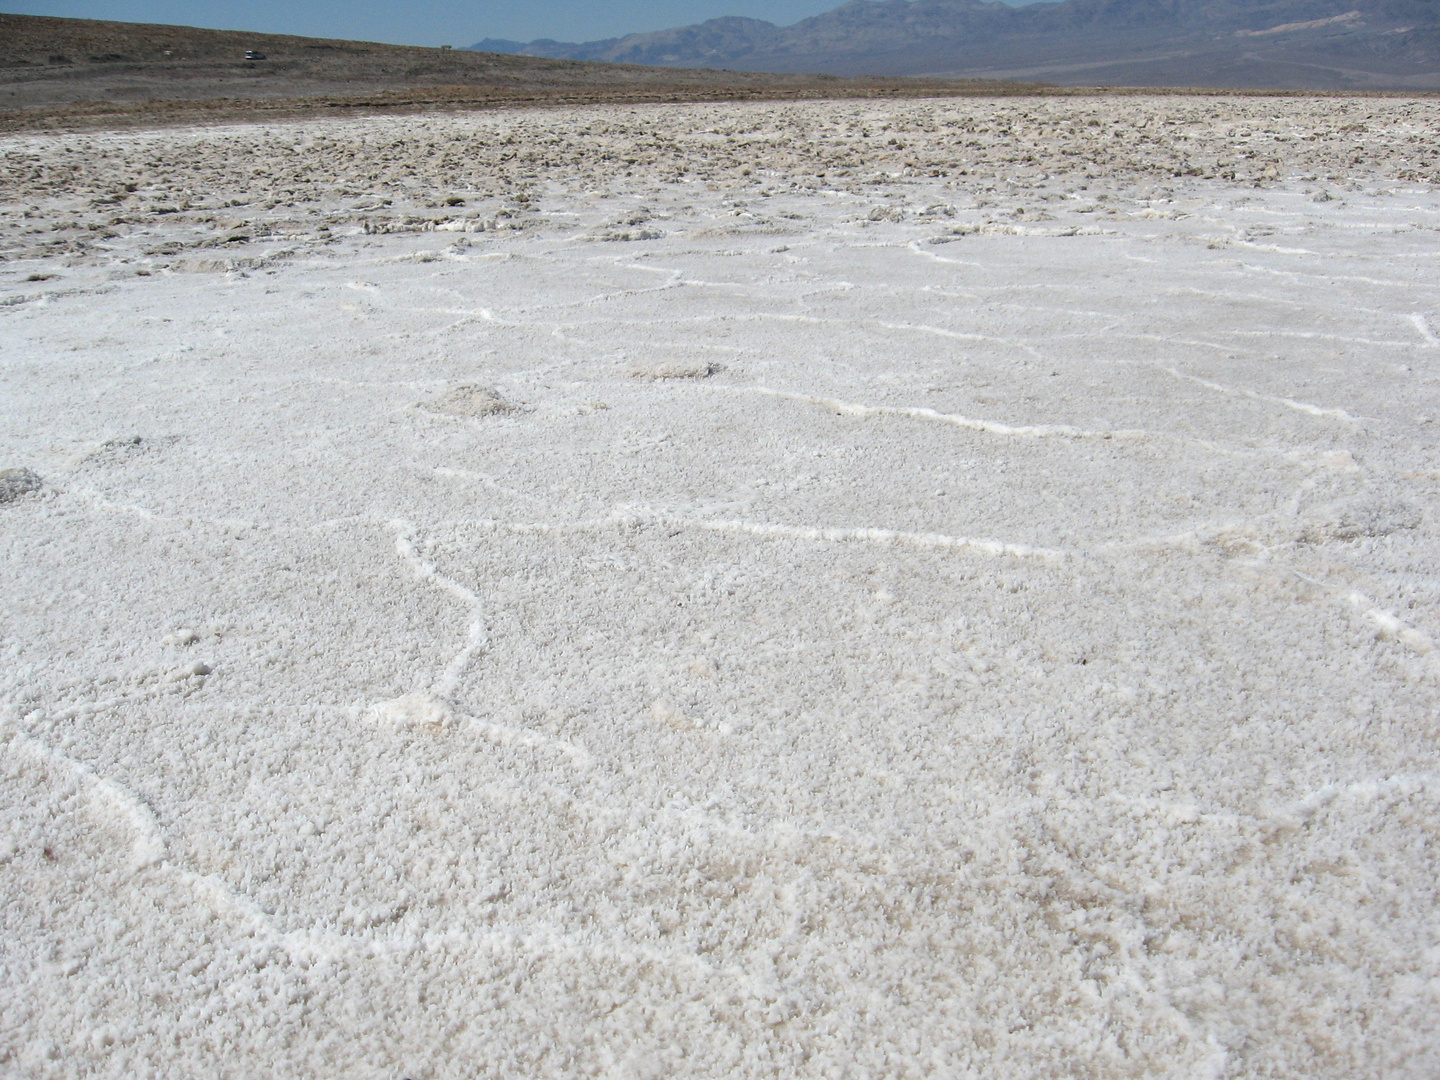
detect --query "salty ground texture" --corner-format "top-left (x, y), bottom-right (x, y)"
top-left (2, 98), bottom-right (1440, 1079)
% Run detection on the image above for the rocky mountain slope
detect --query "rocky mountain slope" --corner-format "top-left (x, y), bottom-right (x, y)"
top-left (477, 0), bottom-right (1440, 89)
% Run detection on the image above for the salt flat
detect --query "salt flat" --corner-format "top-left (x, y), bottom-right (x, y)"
top-left (2, 98), bottom-right (1440, 1079)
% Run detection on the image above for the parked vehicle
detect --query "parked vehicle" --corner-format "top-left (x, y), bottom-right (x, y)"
top-left (243, 50), bottom-right (266, 60)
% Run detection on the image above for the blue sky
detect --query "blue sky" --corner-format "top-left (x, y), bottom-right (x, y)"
top-left (0, 1), bottom-right (914, 45)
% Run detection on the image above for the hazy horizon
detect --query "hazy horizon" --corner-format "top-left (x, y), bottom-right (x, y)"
top-left (2, 0), bottom-right (1058, 49)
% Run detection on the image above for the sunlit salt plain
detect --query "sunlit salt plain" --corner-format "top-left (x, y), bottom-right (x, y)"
top-left (3, 100), bottom-right (1440, 1078)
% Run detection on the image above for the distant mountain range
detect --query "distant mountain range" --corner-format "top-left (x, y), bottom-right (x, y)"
top-left (471, 0), bottom-right (1440, 89)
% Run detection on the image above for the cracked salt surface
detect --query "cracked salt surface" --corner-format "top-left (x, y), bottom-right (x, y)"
top-left (3, 98), bottom-right (1440, 1078)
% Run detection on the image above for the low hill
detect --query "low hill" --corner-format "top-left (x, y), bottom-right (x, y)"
top-left (0, 12), bottom-right (1045, 130)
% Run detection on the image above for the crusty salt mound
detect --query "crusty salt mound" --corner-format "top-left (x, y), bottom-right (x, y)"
top-left (626, 357), bottom-right (719, 379)
top-left (368, 692), bottom-right (454, 728)
top-left (0, 467), bottom-right (41, 502)
top-left (422, 384), bottom-right (515, 417)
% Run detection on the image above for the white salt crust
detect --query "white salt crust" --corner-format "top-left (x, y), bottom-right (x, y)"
top-left (2, 98), bottom-right (1440, 1079)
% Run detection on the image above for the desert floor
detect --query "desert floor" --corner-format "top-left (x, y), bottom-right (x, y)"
top-left (3, 97), bottom-right (1440, 1079)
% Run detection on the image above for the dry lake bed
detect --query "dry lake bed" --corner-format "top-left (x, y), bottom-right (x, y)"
top-left (3, 97), bottom-right (1440, 1078)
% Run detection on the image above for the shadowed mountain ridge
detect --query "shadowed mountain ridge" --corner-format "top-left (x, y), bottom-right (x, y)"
top-left (474, 0), bottom-right (1440, 89)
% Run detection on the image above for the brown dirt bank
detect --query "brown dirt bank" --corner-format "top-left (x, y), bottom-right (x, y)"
top-left (2, 13), bottom-right (1433, 134)
top-left (0, 13), bottom-right (1052, 133)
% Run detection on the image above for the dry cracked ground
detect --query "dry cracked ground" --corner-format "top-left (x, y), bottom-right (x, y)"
top-left (2, 96), bottom-right (1440, 1079)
